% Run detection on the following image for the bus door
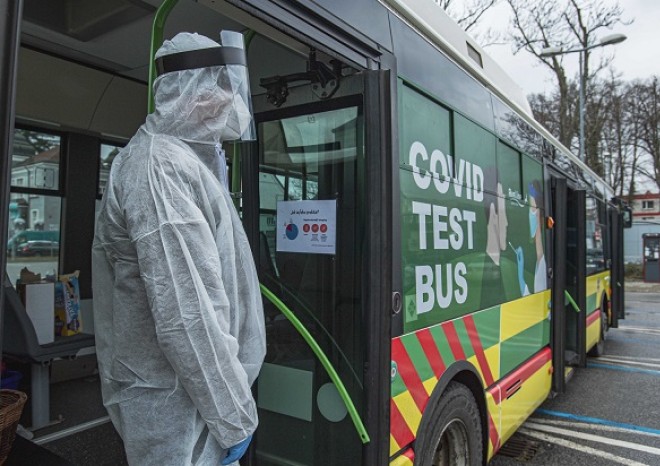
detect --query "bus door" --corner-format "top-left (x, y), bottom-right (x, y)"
top-left (549, 175), bottom-right (587, 393)
top-left (609, 204), bottom-right (625, 327)
top-left (241, 69), bottom-right (390, 465)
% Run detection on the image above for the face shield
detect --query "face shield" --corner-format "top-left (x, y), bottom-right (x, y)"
top-left (154, 31), bottom-right (256, 142)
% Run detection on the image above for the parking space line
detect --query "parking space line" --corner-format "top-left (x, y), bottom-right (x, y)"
top-left (595, 357), bottom-right (660, 370)
top-left (617, 326), bottom-right (660, 336)
top-left (597, 354), bottom-right (660, 364)
top-left (519, 429), bottom-right (649, 466)
top-left (536, 409), bottom-right (660, 436)
top-left (529, 418), bottom-right (660, 438)
top-left (524, 423), bottom-right (660, 456)
top-left (587, 362), bottom-right (660, 376)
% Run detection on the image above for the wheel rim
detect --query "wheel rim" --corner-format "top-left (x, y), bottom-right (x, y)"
top-left (431, 418), bottom-right (470, 466)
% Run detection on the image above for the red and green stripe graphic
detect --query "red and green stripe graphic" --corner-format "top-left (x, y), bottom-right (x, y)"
top-left (389, 291), bottom-right (552, 461)
top-left (390, 306), bottom-right (501, 456)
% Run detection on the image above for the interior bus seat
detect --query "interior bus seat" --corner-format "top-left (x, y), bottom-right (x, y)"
top-left (2, 276), bottom-right (95, 430)
top-left (275, 251), bottom-right (306, 293)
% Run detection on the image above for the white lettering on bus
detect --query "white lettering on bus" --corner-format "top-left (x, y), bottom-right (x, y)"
top-left (409, 141), bottom-right (484, 201)
top-left (415, 262), bottom-right (469, 310)
top-left (409, 141), bottom-right (432, 190)
top-left (430, 149), bottom-right (450, 193)
top-left (412, 201), bottom-right (476, 251)
top-left (412, 201), bottom-right (431, 250)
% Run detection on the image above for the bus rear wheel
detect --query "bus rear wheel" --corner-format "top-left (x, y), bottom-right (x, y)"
top-left (417, 382), bottom-right (482, 466)
top-left (588, 309), bottom-right (607, 357)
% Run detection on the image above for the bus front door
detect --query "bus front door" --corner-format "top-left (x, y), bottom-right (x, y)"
top-left (550, 176), bottom-right (587, 393)
top-left (609, 204), bottom-right (625, 327)
top-left (240, 69), bottom-right (390, 466)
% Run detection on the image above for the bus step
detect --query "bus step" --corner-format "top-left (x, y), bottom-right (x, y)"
top-left (497, 433), bottom-right (541, 461)
top-left (565, 350), bottom-right (579, 366)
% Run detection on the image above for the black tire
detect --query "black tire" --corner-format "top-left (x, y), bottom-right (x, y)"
top-left (416, 382), bottom-right (483, 466)
top-left (588, 308), bottom-right (607, 357)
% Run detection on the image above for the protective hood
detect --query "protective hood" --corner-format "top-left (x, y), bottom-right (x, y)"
top-left (147, 31), bottom-right (255, 144)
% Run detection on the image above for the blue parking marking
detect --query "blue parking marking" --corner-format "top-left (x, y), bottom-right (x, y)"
top-left (587, 362), bottom-right (660, 376)
top-left (536, 409), bottom-right (660, 436)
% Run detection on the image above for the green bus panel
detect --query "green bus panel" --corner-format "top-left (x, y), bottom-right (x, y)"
top-left (399, 81), bottom-right (547, 334)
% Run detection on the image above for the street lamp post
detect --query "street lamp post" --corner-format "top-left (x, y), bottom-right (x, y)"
top-left (540, 33), bottom-right (627, 163)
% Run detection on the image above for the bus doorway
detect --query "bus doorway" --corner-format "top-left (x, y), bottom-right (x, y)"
top-left (240, 68), bottom-right (389, 465)
top-left (549, 175), bottom-right (587, 393)
top-left (609, 203), bottom-right (626, 327)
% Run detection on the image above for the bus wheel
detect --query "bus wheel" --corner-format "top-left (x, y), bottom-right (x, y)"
top-left (588, 309), bottom-right (607, 357)
top-left (417, 382), bottom-right (482, 466)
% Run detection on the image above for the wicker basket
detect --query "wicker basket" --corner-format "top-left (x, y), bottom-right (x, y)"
top-left (0, 389), bottom-right (28, 466)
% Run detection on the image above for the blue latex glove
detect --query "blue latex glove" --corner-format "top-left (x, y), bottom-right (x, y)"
top-left (221, 435), bottom-right (252, 465)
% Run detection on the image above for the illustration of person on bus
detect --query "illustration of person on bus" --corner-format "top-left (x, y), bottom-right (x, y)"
top-left (528, 179), bottom-right (547, 293)
top-left (482, 167), bottom-right (521, 306)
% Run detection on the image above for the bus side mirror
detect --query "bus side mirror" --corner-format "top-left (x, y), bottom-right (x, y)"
top-left (623, 206), bottom-right (633, 228)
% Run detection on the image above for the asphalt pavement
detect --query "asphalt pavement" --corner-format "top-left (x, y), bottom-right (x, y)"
top-left (492, 289), bottom-right (660, 466)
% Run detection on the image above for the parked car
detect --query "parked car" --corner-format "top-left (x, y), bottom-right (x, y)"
top-left (7, 230), bottom-right (60, 257)
top-left (15, 240), bottom-right (59, 257)
top-left (586, 248), bottom-right (606, 274)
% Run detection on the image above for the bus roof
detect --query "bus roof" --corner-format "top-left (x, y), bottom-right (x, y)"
top-left (381, 0), bottom-right (614, 198)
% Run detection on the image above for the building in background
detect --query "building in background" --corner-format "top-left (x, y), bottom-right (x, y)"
top-left (624, 191), bottom-right (660, 263)
top-left (630, 191), bottom-right (660, 223)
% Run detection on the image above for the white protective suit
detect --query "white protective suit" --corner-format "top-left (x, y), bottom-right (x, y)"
top-left (92, 32), bottom-right (266, 465)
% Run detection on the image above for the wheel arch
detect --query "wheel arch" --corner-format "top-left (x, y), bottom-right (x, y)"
top-left (601, 291), bottom-right (610, 328)
top-left (414, 360), bottom-right (488, 465)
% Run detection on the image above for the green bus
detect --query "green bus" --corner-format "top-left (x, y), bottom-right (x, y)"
top-left (0, 0), bottom-right (630, 464)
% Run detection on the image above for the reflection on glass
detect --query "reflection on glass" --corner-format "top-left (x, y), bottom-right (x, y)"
top-left (256, 105), bottom-right (364, 465)
top-left (586, 196), bottom-right (607, 275)
top-left (11, 129), bottom-right (61, 190)
top-left (99, 143), bottom-right (122, 197)
top-left (6, 193), bottom-right (61, 285)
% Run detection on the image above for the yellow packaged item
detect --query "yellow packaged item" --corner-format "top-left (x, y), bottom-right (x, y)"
top-left (54, 271), bottom-right (82, 336)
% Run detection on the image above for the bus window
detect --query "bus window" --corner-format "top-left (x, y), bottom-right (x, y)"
top-left (586, 196), bottom-right (606, 274)
top-left (255, 103), bottom-right (364, 465)
top-left (7, 129), bottom-right (62, 284)
top-left (496, 141), bottom-right (522, 201)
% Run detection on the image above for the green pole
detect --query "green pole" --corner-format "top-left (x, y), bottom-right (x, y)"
top-left (564, 290), bottom-right (581, 313)
top-left (260, 284), bottom-right (371, 444)
top-left (148, 0), bottom-right (179, 114)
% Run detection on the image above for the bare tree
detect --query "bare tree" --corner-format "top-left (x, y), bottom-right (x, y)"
top-left (599, 74), bottom-right (634, 196)
top-left (505, 0), bottom-right (629, 169)
top-left (529, 84), bottom-right (579, 147)
top-left (632, 77), bottom-right (660, 191)
top-left (437, 0), bottom-right (499, 32)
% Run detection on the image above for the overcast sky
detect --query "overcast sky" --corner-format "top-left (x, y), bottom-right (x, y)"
top-left (476, 0), bottom-right (660, 96)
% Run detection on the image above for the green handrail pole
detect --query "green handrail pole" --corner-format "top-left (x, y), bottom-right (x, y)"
top-left (260, 284), bottom-right (371, 444)
top-left (564, 290), bottom-right (581, 313)
top-left (148, 0), bottom-right (179, 114)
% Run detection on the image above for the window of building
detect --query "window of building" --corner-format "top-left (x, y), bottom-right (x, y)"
top-left (7, 129), bottom-right (63, 285)
top-left (642, 200), bottom-right (655, 210)
top-left (11, 129), bottom-right (61, 190)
